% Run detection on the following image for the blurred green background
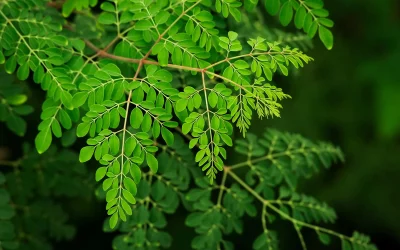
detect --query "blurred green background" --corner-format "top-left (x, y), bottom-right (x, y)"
top-left (2, 0), bottom-right (400, 249)
top-left (259, 0), bottom-right (400, 248)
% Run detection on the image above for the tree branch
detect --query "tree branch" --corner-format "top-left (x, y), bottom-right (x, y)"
top-left (85, 40), bottom-right (203, 72)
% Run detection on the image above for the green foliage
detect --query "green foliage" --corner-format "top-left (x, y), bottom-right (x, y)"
top-left (0, 172), bottom-right (16, 250)
top-left (62, 0), bottom-right (98, 17)
top-left (186, 130), bottom-right (375, 250)
top-left (0, 144), bottom-right (91, 250)
top-left (263, 0), bottom-right (334, 49)
top-left (0, 0), bottom-right (378, 250)
top-left (0, 68), bottom-right (33, 136)
top-left (234, 129), bottom-right (344, 190)
top-left (99, 134), bottom-right (195, 249)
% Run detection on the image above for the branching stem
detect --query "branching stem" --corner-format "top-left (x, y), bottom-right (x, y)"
top-left (216, 167), bottom-right (228, 207)
top-left (227, 167), bottom-right (368, 247)
top-left (84, 40), bottom-right (305, 74)
top-left (201, 71), bottom-right (216, 180)
top-left (118, 61), bottom-right (143, 208)
top-left (226, 170), bottom-right (266, 204)
top-left (114, 0), bottom-right (204, 215)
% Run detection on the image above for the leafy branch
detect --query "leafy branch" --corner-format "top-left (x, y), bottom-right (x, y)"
top-left (0, 1), bottom-right (379, 250)
top-left (186, 129), bottom-right (376, 250)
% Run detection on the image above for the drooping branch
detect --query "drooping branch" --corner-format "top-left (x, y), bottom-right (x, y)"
top-left (226, 168), bottom-right (369, 248)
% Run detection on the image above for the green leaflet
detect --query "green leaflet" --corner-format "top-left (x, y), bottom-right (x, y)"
top-left (0, 71), bottom-right (33, 137)
top-left (319, 25), bottom-right (334, 50)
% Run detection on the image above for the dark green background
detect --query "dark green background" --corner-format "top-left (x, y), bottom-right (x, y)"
top-left (254, 0), bottom-right (400, 249)
top-left (3, 0), bottom-right (400, 249)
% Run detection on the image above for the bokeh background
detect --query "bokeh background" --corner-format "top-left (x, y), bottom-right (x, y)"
top-left (256, 0), bottom-right (400, 249)
top-left (2, 0), bottom-right (400, 249)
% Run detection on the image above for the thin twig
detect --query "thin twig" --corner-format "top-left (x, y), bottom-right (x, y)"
top-left (216, 167), bottom-right (228, 207)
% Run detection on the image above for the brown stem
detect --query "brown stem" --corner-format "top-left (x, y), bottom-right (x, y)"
top-left (84, 38), bottom-right (307, 78)
top-left (85, 38), bottom-right (121, 58)
top-left (47, 1), bottom-right (63, 9)
top-left (85, 40), bottom-right (202, 72)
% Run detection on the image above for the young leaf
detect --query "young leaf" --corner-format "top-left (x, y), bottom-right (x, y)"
top-left (265, 0), bottom-right (281, 15)
top-left (161, 127), bottom-right (174, 146)
top-left (35, 130), bottom-right (52, 154)
top-left (109, 212), bottom-right (118, 229)
top-left (123, 177), bottom-right (137, 196)
top-left (319, 26), bottom-right (334, 50)
top-left (146, 153), bottom-right (158, 173)
top-left (96, 167), bottom-right (107, 181)
top-left (79, 146), bottom-right (95, 162)
top-left (279, 2), bottom-right (293, 26)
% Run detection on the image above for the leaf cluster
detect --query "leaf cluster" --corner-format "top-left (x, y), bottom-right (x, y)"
top-left (0, 145), bottom-right (91, 250)
top-left (0, 68), bottom-right (33, 136)
top-left (0, 0), bottom-right (378, 250)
